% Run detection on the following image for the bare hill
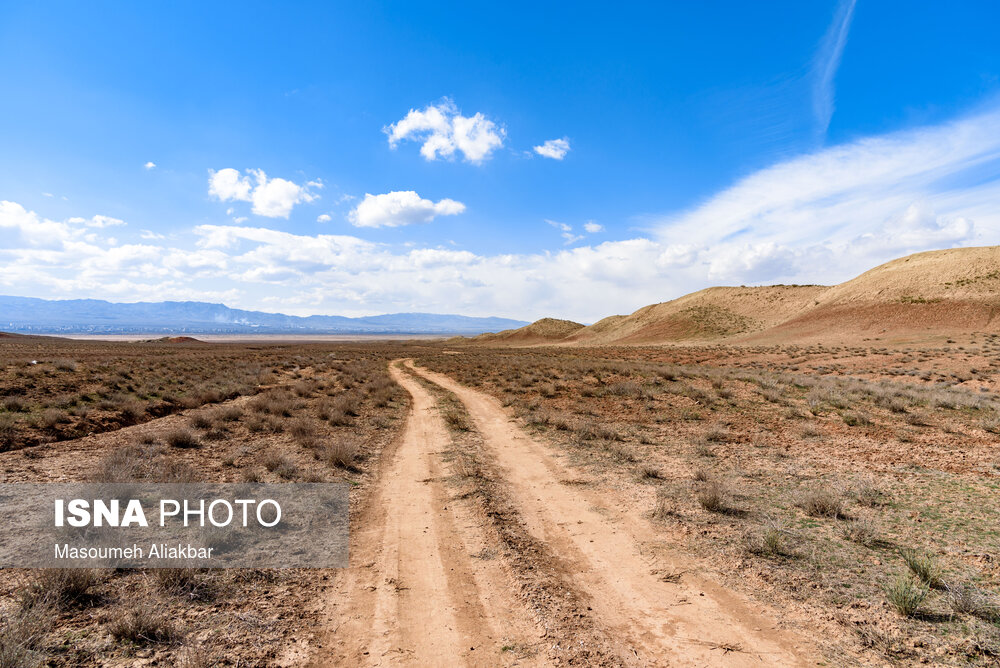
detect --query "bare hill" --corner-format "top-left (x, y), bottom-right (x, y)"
top-left (467, 246), bottom-right (1000, 346)
top-left (746, 246), bottom-right (1000, 344)
top-left (564, 285), bottom-right (826, 345)
top-left (472, 318), bottom-right (585, 344)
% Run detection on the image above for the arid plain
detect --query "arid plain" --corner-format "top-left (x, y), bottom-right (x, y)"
top-left (2, 247), bottom-right (1000, 666)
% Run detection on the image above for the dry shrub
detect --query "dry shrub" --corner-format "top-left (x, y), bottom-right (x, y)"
top-left (39, 408), bottom-right (69, 430)
top-left (852, 477), bottom-right (888, 508)
top-left (166, 428), bottom-right (201, 449)
top-left (156, 569), bottom-right (215, 601)
top-left (288, 418), bottom-right (316, 444)
top-left (797, 488), bottom-right (847, 519)
top-left (213, 405), bottom-right (242, 422)
top-left (696, 480), bottom-right (732, 513)
top-left (323, 438), bottom-right (360, 470)
top-left (743, 521), bottom-right (792, 557)
top-left (23, 569), bottom-right (97, 608)
top-left (108, 604), bottom-right (179, 644)
top-left (637, 466), bottom-right (663, 481)
top-left (840, 516), bottom-right (879, 547)
top-left (946, 583), bottom-right (1000, 622)
top-left (443, 409), bottom-right (471, 432)
top-left (0, 597), bottom-right (53, 668)
top-left (93, 443), bottom-right (159, 482)
top-left (189, 412), bottom-right (214, 430)
top-left (3, 397), bottom-right (26, 412)
top-left (261, 451), bottom-right (299, 479)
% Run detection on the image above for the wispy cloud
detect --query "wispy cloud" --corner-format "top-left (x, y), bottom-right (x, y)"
top-left (812, 0), bottom-right (857, 139)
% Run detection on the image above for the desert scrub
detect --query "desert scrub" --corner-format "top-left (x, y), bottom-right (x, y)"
top-left (796, 487), bottom-right (847, 519)
top-left (899, 547), bottom-right (944, 589)
top-left (696, 480), bottom-right (732, 513)
top-left (884, 575), bottom-right (928, 617)
top-left (166, 428), bottom-right (201, 449)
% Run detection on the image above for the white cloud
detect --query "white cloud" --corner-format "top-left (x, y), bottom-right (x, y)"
top-left (534, 138), bottom-right (570, 160)
top-left (208, 168), bottom-right (253, 202)
top-left (349, 191), bottom-right (466, 228)
top-left (584, 221), bottom-right (603, 234)
top-left (317, 214), bottom-right (332, 223)
top-left (144, 161), bottom-right (157, 170)
top-left (140, 230), bottom-right (165, 240)
top-left (208, 168), bottom-right (319, 218)
top-left (66, 215), bottom-right (126, 228)
top-left (385, 98), bottom-right (504, 163)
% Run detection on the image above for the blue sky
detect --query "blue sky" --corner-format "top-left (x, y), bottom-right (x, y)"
top-left (2, 1), bottom-right (1000, 320)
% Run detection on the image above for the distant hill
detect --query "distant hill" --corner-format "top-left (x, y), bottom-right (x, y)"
top-left (471, 318), bottom-right (585, 344)
top-left (458, 246), bottom-right (1000, 346)
top-left (0, 296), bottom-right (529, 335)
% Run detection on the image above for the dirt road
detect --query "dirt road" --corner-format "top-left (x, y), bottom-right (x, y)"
top-left (319, 360), bottom-right (818, 666)
top-left (318, 362), bottom-right (541, 666)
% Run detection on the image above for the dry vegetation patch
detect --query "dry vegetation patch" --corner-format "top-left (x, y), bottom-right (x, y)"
top-left (0, 340), bottom-right (410, 666)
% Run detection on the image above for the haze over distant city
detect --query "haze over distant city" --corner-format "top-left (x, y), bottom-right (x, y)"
top-left (3, 1), bottom-right (1000, 322)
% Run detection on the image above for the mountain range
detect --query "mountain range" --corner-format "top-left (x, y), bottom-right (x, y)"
top-left (0, 296), bottom-right (529, 335)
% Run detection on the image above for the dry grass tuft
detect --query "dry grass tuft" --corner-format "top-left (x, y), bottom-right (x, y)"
top-left (166, 428), bottom-right (201, 449)
top-left (796, 488), bottom-right (847, 519)
top-left (884, 575), bottom-right (928, 617)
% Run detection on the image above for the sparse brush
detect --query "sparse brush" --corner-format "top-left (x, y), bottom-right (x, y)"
top-left (261, 451), bottom-right (298, 479)
top-left (288, 418), bottom-right (316, 443)
top-left (21, 569), bottom-right (97, 608)
top-left (899, 547), bottom-right (944, 589)
top-left (856, 625), bottom-right (904, 657)
top-left (108, 604), bottom-right (179, 644)
top-left (323, 438), bottom-right (359, 470)
top-left (166, 428), bottom-right (201, 449)
top-left (155, 568), bottom-right (215, 601)
top-left (189, 412), bottom-right (213, 429)
top-left (696, 480), bottom-right (731, 513)
top-left (213, 405), bottom-right (242, 422)
top-left (743, 521), bottom-right (791, 557)
top-left (851, 477), bottom-right (887, 508)
top-left (704, 426), bottom-right (729, 442)
top-left (0, 597), bottom-right (53, 668)
top-left (39, 408), bottom-right (69, 430)
top-left (840, 516), bottom-right (879, 546)
top-left (443, 409), bottom-right (471, 432)
top-left (841, 411), bottom-right (872, 427)
top-left (2, 396), bottom-right (26, 413)
top-left (797, 488), bottom-right (847, 519)
top-left (651, 490), bottom-right (676, 520)
top-left (692, 466), bottom-right (712, 482)
top-left (637, 466), bottom-right (663, 481)
top-left (946, 583), bottom-right (1000, 621)
top-left (92, 443), bottom-right (159, 482)
top-left (884, 575), bottom-right (928, 617)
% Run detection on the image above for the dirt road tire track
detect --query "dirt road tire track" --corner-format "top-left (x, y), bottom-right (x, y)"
top-left (317, 362), bottom-right (540, 667)
top-left (407, 360), bottom-right (818, 667)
